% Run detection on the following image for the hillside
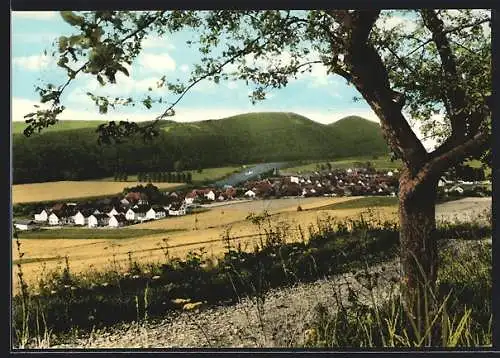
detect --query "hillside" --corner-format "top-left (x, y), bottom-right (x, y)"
top-left (12, 120), bottom-right (107, 135)
top-left (12, 112), bottom-right (389, 184)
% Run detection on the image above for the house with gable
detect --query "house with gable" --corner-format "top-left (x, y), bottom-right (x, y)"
top-left (204, 189), bottom-right (216, 201)
top-left (146, 206), bottom-right (167, 220)
top-left (169, 202), bottom-right (186, 216)
top-left (88, 213), bottom-right (111, 228)
top-left (244, 189), bottom-right (256, 198)
top-left (73, 208), bottom-right (93, 226)
top-left (125, 205), bottom-right (150, 221)
top-left (47, 203), bottom-right (76, 226)
top-left (109, 213), bottom-right (128, 228)
top-left (34, 209), bottom-right (49, 222)
top-left (14, 219), bottom-right (36, 231)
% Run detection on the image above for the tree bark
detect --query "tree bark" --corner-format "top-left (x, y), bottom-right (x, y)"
top-left (398, 167), bottom-right (439, 315)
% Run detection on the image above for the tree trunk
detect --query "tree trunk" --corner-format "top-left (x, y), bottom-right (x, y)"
top-left (398, 168), bottom-right (439, 310)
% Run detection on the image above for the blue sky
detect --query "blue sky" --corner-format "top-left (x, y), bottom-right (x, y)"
top-left (11, 11), bottom-right (383, 126)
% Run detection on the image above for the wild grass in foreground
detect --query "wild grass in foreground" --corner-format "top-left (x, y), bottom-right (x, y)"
top-left (303, 239), bottom-right (491, 347)
top-left (12, 209), bottom-right (491, 348)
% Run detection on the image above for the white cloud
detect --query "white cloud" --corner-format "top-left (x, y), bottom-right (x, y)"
top-left (12, 11), bottom-right (57, 20)
top-left (180, 64), bottom-right (189, 73)
top-left (306, 63), bottom-right (330, 87)
top-left (12, 55), bottom-right (53, 71)
top-left (67, 74), bottom-right (163, 105)
top-left (142, 35), bottom-right (176, 50)
top-left (376, 13), bottom-right (418, 32)
top-left (138, 53), bottom-right (176, 73)
top-left (12, 97), bottom-right (160, 123)
top-left (13, 32), bottom-right (58, 44)
top-left (192, 79), bottom-right (216, 93)
top-left (226, 81), bottom-right (238, 90)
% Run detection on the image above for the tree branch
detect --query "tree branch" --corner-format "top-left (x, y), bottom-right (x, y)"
top-left (421, 9), bottom-right (467, 138)
top-left (412, 129), bottom-right (489, 189)
top-left (404, 17), bottom-right (490, 58)
top-left (333, 10), bottom-right (428, 169)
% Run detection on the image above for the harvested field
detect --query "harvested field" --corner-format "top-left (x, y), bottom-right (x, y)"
top-left (12, 181), bottom-right (181, 204)
top-left (15, 196), bottom-right (489, 292)
top-left (14, 197), bottom-right (382, 289)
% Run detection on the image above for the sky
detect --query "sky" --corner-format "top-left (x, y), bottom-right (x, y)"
top-left (11, 10), bottom-right (384, 125)
top-left (11, 10), bottom-right (462, 151)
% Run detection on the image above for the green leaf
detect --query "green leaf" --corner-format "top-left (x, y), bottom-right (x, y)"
top-left (60, 11), bottom-right (85, 27)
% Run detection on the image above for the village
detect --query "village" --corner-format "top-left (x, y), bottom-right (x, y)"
top-left (13, 166), bottom-right (491, 232)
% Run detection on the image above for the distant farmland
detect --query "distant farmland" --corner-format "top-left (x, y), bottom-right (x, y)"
top-left (12, 181), bottom-right (181, 204)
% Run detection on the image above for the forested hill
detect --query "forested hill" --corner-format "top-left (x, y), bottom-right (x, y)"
top-left (12, 112), bottom-right (389, 184)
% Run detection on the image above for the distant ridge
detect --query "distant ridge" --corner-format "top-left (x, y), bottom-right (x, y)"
top-left (13, 112), bottom-right (389, 184)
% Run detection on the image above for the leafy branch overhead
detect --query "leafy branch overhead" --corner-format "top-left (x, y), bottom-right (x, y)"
top-left (26, 10), bottom-right (491, 173)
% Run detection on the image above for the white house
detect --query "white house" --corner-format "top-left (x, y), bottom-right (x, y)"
top-left (120, 198), bottom-right (130, 206)
top-left (88, 214), bottom-right (110, 228)
top-left (169, 204), bottom-right (186, 216)
top-left (48, 212), bottom-right (61, 226)
top-left (146, 206), bottom-right (167, 220)
top-left (347, 168), bottom-right (353, 174)
top-left (204, 190), bottom-right (216, 201)
top-left (88, 215), bottom-right (98, 228)
top-left (244, 190), bottom-right (256, 198)
top-left (387, 171), bottom-right (394, 177)
top-left (290, 176), bottom-right (300, 184)
top-left (125, 209), bottom-right (136, 221)
top-left (14, 220), bottom-right (35, 231)
top-left (125, 206), bottom-right (149, 221)
top-left (109, 214), bottom-right (127, 228)
top-left (34, 209), bottom-right (48, 222)
top-left (73, 211), bottom-right (88, 226)
top-left (107, 207), bottom-right (120, 217)
top-left (184, 197), bottom-right (195, 205)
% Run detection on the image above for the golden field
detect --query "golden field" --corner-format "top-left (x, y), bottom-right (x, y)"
top-left (12, 196), bottom-right (398, 291)
top-left (12, 181), bottom-right (181, 204)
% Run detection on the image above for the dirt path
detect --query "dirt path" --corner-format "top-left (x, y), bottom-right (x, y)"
top-left (50, 260), bottom-right (400, 349)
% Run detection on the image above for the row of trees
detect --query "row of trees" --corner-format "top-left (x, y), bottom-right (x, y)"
top-left (137, 171), bottom-right (192, 184)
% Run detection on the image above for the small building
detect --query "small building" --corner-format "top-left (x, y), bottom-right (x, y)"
top-left (108, 214), bottom-right (128, 228)
top-left (34, 209), bottom-right (48, 222)
top-left (14, 219), bottom-right (36, 231)
top-left (125, 205), bottom-right (149, 221)
top-left (48, 212), bottom-right (62, 226)
top-left (73, 211), bottom-right (88, 226)
top-left (169, 203), bottom-right (186, 216)
top-left (120, 198), bottom-right (130, 206)
top-left (204, 190), bottom-right (216, 201)
top-left (107, 207), bottom-right (120, 217)
top-left (244, 190), bottom-right (256, 198)
top-left (88, 213), bottom-right (110, 228)
top-left (146, 206), bottom-right (167, 220)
